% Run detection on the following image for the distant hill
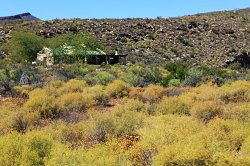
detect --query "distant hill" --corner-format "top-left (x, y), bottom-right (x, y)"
top-left (0, 13), bottom-right (40, 22)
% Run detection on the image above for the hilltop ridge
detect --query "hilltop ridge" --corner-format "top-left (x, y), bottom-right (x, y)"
top-left (0, 12), bottom-right (40, 21)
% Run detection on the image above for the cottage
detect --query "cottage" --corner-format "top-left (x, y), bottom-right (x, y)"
top-left (37, 45), bottom-right (127, 65)
top-left (37, 47), bottom-right (54, 66)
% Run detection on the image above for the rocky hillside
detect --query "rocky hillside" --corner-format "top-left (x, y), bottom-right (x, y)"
top-left (0, 9), bottom-right (249, 67)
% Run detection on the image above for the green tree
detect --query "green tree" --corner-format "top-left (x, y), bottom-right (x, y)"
top-left (3, 32), bottom-right (45, 62)
top-left (165, 62), bottom-right (188, 81)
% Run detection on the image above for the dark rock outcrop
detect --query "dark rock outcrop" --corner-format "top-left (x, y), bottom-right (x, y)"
top-left (0, 13), bottom-right (40, 22)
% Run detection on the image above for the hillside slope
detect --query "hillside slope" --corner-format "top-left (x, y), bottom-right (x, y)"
top-left (0, 9), bottom-right (249, 67)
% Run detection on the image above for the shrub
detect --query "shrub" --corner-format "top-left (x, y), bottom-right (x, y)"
top-left (82, 140), bottom-right (131, 166)
top-left (182, 68), bottom-right (204, 87)
top-left (120, 72), bottom-right (145, 87)
top-left (89, 108), bottom-right (145, 140)
top-left (95, 71), bottom-right (116, 85)
top-left (14, 85), bottom-right (35, 97)
top-left (25, 133), bottom-right (53, 165)
top-left (219, 88), bottom-right (249, 103)
top-left (57, 64), bottom-right (88, 79)
top-left (0, 133), bottom-right (24, 166)
top-left (0, 68), bottom-right (12, 91)
top-left (112, 109), bottom-right (145, 137)
top-left (241, 136), bottom-right (250, 155)
top-left (115, 99), bottom-right (150, 114)
top-left (205, 119), bottom-right (249, 152)
top-left (0, 102), bottom-right (20, 135)
top-left (24, 89), bottom-right (58, 118)
top-left (153, 141), bottom-right (209, 166)
top-left (0, 132), bottom-right (53, 166)
top-left (105, 80), bottom-right (130, 98)
top-left (190, 101), bottom-right (224, 122)
top-left (128, 87), bottom-right (144, 100)
top-left (3, 32), bottom-right (44, 62)
top-left (228, 62), bottom-right (242, 70)
top-left (138, 115), bottom-right (204, 150)
top-left (165, 62), bottom-right (188, 80)
top-left (156, 96), bottom-right (191, 115)
top-left (223, 103), bottom-right (250, 122)
top-left (57, 79), bottom-right (87, 94)
top-left (59, 122), bottom-right (95, 147)
top-left (57, 92), bottom-right (95, 112)
top-left (168, 79), bottom-right (181, 87)
top-left (11, 112), bottom-right (39, 134)
top-left (87, 86), bottom-right (109, 105)
top-left (45, 144), bottom-right (86, 166)
top-left (142, 85), bottom-right (164, 103)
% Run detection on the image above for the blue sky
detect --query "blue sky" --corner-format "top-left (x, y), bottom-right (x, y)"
top-left (1, 0), bottom-right (250, 20)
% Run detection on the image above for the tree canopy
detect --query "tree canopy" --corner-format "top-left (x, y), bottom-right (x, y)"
top-left (3, 32), bottom-right (45, 62)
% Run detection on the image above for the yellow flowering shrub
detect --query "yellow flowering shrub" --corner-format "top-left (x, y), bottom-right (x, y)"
top-left (156, 96), bottom-right (192, 115)
top-left (190, 101), bottom-right (224, 122)
top-left (57, 92), bottom-right (95, 112)
top-left (105, 80), bottom-right (130, 98)
top-left (142, 85), bottom-right (164, 103)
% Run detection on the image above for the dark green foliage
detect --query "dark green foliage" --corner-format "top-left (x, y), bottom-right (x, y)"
top-left (170, 48), bottom-right (181, 56)
top-left (168, 79), bottom-right (181, 87)
top-left (228, 62), bottom-right (242, 70)
top-left (182, 68), bottom-right (203, 87)
top-left (0, 68), bottom-right (12, 91)
top-left (95, 71), bottom-right (115, 85)
top-left (3, 32), bottom-right (44, 62)
top-left (12, 115), bottom-right (28, 133)
top-left (177, 36), bottom-right (193, 47)
top-left (165, 62), bottom-right (188, 80)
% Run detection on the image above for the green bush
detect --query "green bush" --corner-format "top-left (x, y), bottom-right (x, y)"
top-left (95, 71), bottom-right (116, 85)
top-left (3, 32), bottom-right (45, 62)
top-left (165, 62), bottom-right (188, 80)
top-left (228, 62), bottom-right (242, 70)
top-left (168, 79), bottom-right (181, 87)
top-left (182, 68), bottom-right (203, 87)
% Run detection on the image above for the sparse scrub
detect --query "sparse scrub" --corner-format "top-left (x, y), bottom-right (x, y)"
top-left (142, 85), bottom-right (164, 103)
top-left (24, 88), bottom-right (58, 118)
top-left (0, 70), bottom-right (249, 165)
top-left (105, 80), bottom-right (130, 98)
top-left (57, 79), bottom-right (87, 94)
top-left (190, 101), bottom-right (224, 122)
top-left (156, 96), bottom-right (192, 115)
top-left (57, 92), bottom-right (95, 112)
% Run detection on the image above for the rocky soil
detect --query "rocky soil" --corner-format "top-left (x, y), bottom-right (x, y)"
top-left (0, 8), bottom-right (249, 67)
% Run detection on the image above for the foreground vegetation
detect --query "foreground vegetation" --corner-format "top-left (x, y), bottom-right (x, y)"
top-left (0, 26), bottom-right (249, 166)
top-left (0, 78), bottom-right (249, 166)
